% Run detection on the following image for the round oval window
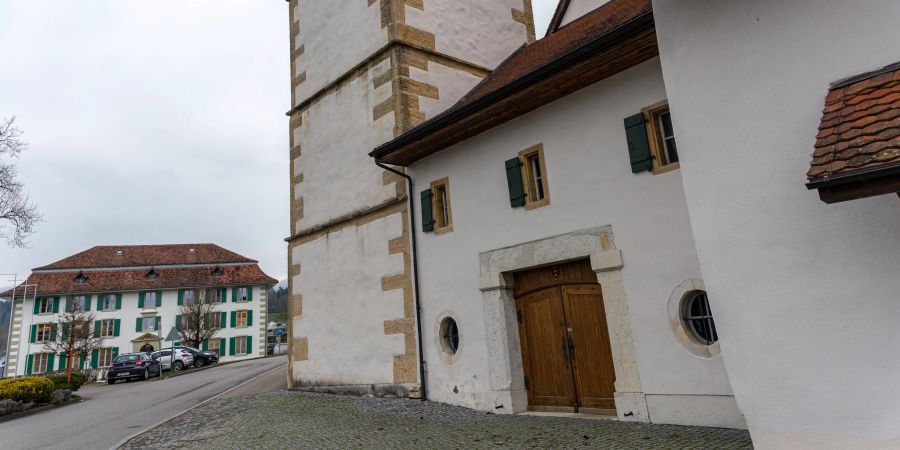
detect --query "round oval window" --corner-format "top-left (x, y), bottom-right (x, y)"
top-left (682, 290), bottom-right (718, 345)
top-left (440, 317), bottom-right (460, 355)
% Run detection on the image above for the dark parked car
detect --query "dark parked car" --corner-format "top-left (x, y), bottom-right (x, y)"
top-left (107, 352), bottom-right (160, 384)
top-left (173, 346), bottom-right (218, 367)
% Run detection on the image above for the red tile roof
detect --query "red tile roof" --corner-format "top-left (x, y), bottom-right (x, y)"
top-left (2, 265), bottom-right (276, 297)
top-left (35, 244), bottom-right (255, 270)
top-left (808, 62), bottom-right (900, 182)
top-left (459, 0), bottom-right (652, 105)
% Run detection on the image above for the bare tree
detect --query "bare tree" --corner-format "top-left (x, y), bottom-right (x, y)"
top-left (0, 117), bottom-right (40, 247)
top-left (43, 310), bottom-right (104, 383)
top-left (177, 288), bottom-right (223, 349)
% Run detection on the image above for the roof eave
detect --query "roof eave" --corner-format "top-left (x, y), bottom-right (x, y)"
top-left (806, 163), bottom-right (900, 204)
top-left (370, 11), bottom-right (656, 166)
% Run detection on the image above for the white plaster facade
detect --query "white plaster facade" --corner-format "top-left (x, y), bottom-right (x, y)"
top-left (652, 0), bottom-right (900, 447)
top-left (407, 57), bottom-right (745, 429)
top-left (558, 0), bottom-right (611, 28)
top-left (6, 285), bottom-right (268, 377)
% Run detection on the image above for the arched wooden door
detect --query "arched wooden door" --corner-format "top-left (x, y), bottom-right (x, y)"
top-left (514, 260), bottom-right (616, 414)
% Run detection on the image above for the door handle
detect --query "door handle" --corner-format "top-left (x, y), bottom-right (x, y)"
top-left (567, 335), bottom-right (576, 359)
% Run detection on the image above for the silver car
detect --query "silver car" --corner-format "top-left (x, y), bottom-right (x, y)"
top-left (150, 348), bottom-right (194, 371)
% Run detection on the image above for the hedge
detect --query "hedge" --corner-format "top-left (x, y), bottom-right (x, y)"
top-left (0, 377), bottom-right (54, 404)
top-left (45, 372), bottom-right (87, 392)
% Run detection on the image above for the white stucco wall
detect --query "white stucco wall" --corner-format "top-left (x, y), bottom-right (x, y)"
top-left (9, 285), bottom-right (268, 376)
top-left (559, 0), bottom-right (611, 27)
top-left (652, 0), bottom-right (900, 447)
top-left (408, 57), bottom-right (742, 427)
top-left (410, 62), bottom-right (483, 120)
top-left (290, 212), bottom-right (406, 386)
top-left (406, 0), bottom-right (529, 70)
top-left (292, 0), bottom-right (388, 106)
top-left (293, 58), bottom-right (398, 230)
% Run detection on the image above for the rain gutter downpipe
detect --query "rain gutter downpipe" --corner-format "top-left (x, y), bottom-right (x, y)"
top-left (374, 159), bottom-right (427, 402)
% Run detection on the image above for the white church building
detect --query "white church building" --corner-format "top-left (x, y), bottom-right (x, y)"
top-left (288, 0), bottom-right (900, 447)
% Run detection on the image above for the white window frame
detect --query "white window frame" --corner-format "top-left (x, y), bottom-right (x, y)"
top-left (211, 289), bottom-right (223, 303)
top-left (101, 319), bottom-right (116, 337)
top-left (207, 339), bottom-right (220, 355)
top-left (183, 290), bottom-right (195, 305)
top-left (38, 298), bottom-right (53, 314)
top-left (144, 291), bottom-right (157, 309)
top-left (33, 353), bottom-right (49, 374)
top-left (72, 295), bottom-right (86, 313)
top-left (236, 310), bottom-right (248, 328)
top-left (98, 348), bottom-right (113, 367)
top-left (237, 287), bottom-right (249, 302)
top-left (142, 316), bottom-right (157, 332)
top-left (103, 294), bottom-right (117, 311)
top-left (36, 324), bottom-right (53, 342)
top-left (235, 336), bottom-right (248, 355)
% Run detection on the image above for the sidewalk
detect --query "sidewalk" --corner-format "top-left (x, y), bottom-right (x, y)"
top-left (122, 390), bottom-right (752, 449)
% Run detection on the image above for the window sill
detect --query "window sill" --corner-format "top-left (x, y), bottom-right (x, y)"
top-left (524, 198), bottom-right (551, 211)
top-left (651, 162), bottom-right (680, 175)
top-left (434, 224), bottom-right (454, 235)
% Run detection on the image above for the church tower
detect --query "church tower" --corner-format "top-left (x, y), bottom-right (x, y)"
top-left (286, 1), bottom-right (535, 396)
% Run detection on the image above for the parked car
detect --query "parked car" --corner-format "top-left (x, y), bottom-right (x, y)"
top-left (107, 352), bottom-right (160, 384)
top-left (172, 346), bottom-right (218, 367)
top-left (151, 349), bottom-right (194, 371)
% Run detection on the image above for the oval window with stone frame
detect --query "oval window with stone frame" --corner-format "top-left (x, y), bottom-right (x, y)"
top-left (440, 317), bottom-right (460, 355)
top-left (683, 290), bottom-right (718, 345)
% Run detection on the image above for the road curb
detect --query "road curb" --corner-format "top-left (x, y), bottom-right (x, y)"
top-left (0, 396), bottom-right (82, 423)
top-left (110, 362), bottom-right (285, 450)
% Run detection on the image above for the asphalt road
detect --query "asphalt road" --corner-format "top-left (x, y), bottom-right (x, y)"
top-left (0, 355), bottom-right (287, 450)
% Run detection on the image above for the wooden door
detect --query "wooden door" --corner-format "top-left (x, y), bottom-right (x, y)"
top-left (561, 285), bottom-right (617, 413)
top-left (517, 286), bottom-right (576, 411)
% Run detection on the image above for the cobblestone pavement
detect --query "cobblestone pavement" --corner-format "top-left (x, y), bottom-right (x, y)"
top-left (122, 391), bottom-right (752, 449)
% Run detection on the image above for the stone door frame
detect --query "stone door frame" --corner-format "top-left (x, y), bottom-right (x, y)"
top-left (479, 226), bottom-right (649, 421)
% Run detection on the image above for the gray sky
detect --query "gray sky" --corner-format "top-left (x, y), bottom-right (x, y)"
top-left (0, 1), bottom-right (558, 283)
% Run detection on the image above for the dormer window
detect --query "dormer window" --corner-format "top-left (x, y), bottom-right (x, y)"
top-left (145, 268), bottom-right (159, 280)
top-left (74, 271), bottom-right (88, 284)
top-left (211, 266), bottom-right (224, 278)
top-left (115, 250), bottom-right (124, 256)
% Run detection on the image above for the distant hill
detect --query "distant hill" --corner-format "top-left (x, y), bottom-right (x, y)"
top-left (267, 280), bottom-right (288, 322)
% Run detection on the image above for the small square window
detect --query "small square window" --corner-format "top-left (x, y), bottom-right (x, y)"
top-left (101, 319), bottom-right (116, 337)
top-left (238, 287), bottom-right (248, 302)
top-left (104, 294), bottom-right (117, 311)
top-left (643, 101), bottom-right (680, 173)
top-left (98, 348), bottom-right (113, 367)
top-left (72, 296), bottom-right (86, 313)
top-left (142, 316), bottom-right (157, 332)
top-left (236, 310), bottom-right (248, 328)
top-left (430, 178), bottom-right (453, 234)
top-left (211, 289), bottom-right (223, 303)
top-left (519, 144), bottom-right (550, 210)
top-left (235, 336), bottom-right (248, 355)
top-left (143, 292), bottom-right (156, 309)
top-left (33, 353), bottom-right (49, 374)
top-left (183, 290), bottom-right (195, 305)
top-left (36, 324), bottom-right (53, 342)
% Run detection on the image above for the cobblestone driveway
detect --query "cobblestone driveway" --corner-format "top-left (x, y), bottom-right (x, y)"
top-left (123, 391), bottom-right (752, 449)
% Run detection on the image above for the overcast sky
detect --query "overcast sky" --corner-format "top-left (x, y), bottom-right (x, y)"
top-left (0, 1), bottom-right (558, 284)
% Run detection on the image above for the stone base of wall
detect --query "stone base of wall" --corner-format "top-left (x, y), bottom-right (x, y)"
top-left (290, 382), bottom-right (422, 399)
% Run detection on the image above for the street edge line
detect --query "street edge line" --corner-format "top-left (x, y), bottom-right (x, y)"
top-left (110, 362), bottom-right (286, 450)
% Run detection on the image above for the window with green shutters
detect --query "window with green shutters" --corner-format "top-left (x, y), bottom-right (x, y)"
top-left (229, 336), bottom-right (236, 356)
top-left (90, 349), bottom-right (99, 369)
top-left (34, 297), bottom-right (54, 315)
top-left (624, 112), bottom-right (653, 173)
top-left (245, 335), bottom-right (253, 355)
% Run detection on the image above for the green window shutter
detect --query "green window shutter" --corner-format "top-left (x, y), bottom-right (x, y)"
top-left (61, 323), bottom-right (70, 341)
top-left (624, 112), bottom-right (652, 173)
top-left (29, 324), bottom-right (36, 343)
top-left (94, 320), bottom-right (101, 338)
top-left (90, 349), bottom-right (99, 368)
top-left (112, 347), bottom-right (119, 360)
top-left (505, 157), bottom-right (526, 207)
top-left (246, 335), bottom-right (252, 355)
top-left (114, 319), bottom-right (121, 337)
top-left (115, 294), bottom-right (122, 310)
top-left (201, 340), bottom-right (208, 351)
top-left (247, 310), bottom-right (253, 327)
top-left (247, 287), bottom-right (253, 302)
top-left (220, 288), bottom-right (226, 303)
top-left (155, 316), bottom-right (161, 331)
top-left (96, 295), bottom-right (102, 311)
top-left (174, 341), bottom-right (181, 347)
top-left (50, 324), bottom-right (58, 341)
top-left (177, 290), bottom-right (184, 306)
top-left (138, 292), bottom-right (145, 309)
top-left (230, 311), bottom-right (236, 328)
top-left (47, 354), bottom-right (55, 372)
top-left (420, 189), bottom-right (434, 232)
top-left (25, 354), bottom-right (33, 375)
top-left (33, 299), bottom-right (40, 314)
top-left (136, 317), bottom-right (143, 332)
top-left (220, 312), bottom-right (226, 328)
top-left (52, 297), bottom-right (60, 313)
top-left (229, 337), bottom-right (236, 356)
top-left (156, 291), bottom-right (163, 307)
top-left (232, 287), bottom-right (237, 303)
top-left (59, 353), bottom-right (67, 371)
top-left (175, 315), bottom-right (182, 330)
top-left (219, 338), bottom-right (226, 354)
top-left (84, 295), bottom-right (91, 312)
